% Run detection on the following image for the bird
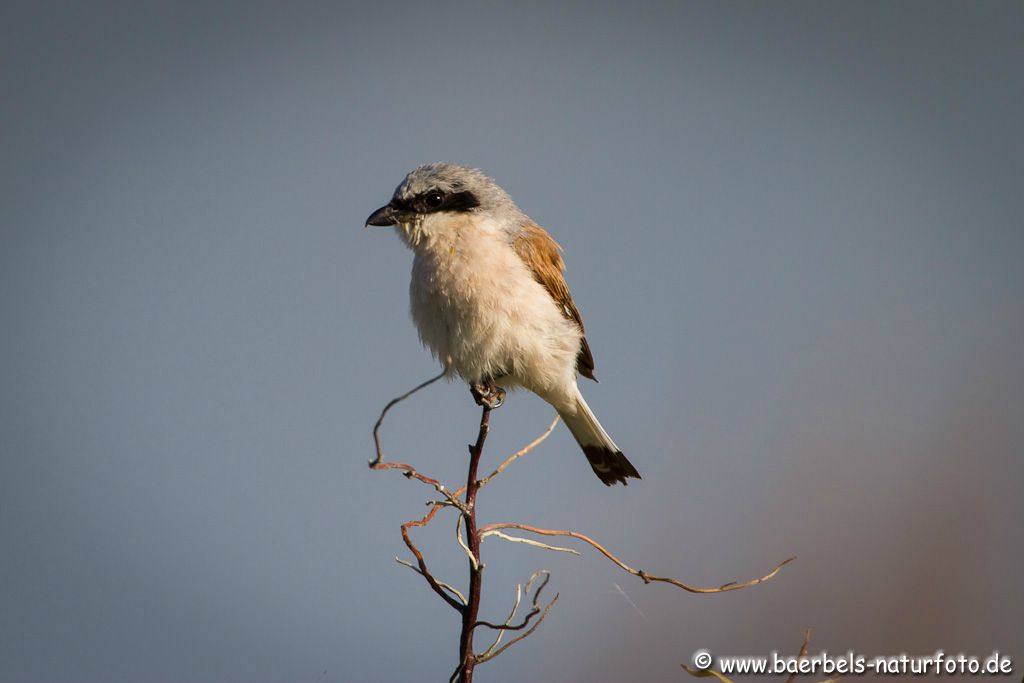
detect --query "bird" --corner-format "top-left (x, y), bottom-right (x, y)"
top-left (366, 163), bottom-right (640, 486)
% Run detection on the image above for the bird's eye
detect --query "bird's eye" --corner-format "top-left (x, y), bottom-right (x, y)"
top-left (423, 192), bottom-right (444, 209)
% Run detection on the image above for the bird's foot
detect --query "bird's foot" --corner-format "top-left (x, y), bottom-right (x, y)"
top-left (471, 382), bottom-right (505, 409)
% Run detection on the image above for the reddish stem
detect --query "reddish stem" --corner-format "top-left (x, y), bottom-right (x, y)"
top-left (456, 406), bottom-right (491, 683)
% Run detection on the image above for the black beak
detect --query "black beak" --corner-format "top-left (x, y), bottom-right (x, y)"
top-left (366, 204), bottom-right (398, 227)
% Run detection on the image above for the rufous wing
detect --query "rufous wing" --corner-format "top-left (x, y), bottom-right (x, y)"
top-left (513, 224), bottom-right (597, 381)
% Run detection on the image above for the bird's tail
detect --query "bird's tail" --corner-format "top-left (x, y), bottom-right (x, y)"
top-left (558, 388), bottom-right (641, 486)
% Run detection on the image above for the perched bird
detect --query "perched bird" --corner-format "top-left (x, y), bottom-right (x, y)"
top-left (366, 163), bottom-right (640, 486)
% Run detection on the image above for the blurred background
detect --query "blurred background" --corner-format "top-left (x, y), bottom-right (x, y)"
top-left (2, 2), bottom-right (1021, 681)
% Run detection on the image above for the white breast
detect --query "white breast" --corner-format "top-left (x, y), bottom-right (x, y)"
top-left (406, 216), bottom-right (581, 404)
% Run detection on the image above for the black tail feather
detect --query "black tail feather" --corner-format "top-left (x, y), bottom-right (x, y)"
top-left (582, 445), bottom-right (641, 486)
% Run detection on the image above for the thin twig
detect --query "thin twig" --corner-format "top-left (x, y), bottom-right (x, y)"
top-left (395, 557), bottom-right (467, 606)
top-left (475, 593), bottom-right (559, 663)
top-left (372, 461), bottom-right (470, 515)
top-left (478, 583), bottom-right (524, 660)
top-left (479, 523), bottom-right (794, 594)
top-left (482, 529), bottom-right (579, 555)
top-left (476, 573), bottom-right (558, 665)
top-left (473, 571), bottom-right (551, 632)
top-left (370, 371), bottom-right (445, 467)
top-left (474, 605), bottom-right (539, 631)
top-left (388, 463), bottom-right (473, 613)
top-left (368, 372), bottom-right (470, 514)
top-left (400, 514), bottom-right (466, 613)
top-left (785, 628), bottom-right (812, 683)
top-left (370, 377), bottom-right (794, 681)
top-left (477, 415), bottom-right (560, 488)
top-left (374, 414), bottom-right (558, 520)
top-left (456, 515), bottom-right (480, 571)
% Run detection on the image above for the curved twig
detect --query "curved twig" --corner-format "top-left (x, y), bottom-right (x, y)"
top-left (395, 558), bottom-right (467, 606)
top-left (473, 571), bottom-right (551, 632)
top-left (475, 593), bottom-right (559, 663)
top-left (481, 529), bottom-right (579, 555)
top-left (477, 583), bottom-right (523, 661)
top-left (372, 461), bottom-right (469, 515)
top-left (370, 371), bottom-right (445, 467)
top-left (400, 514), bottom-right (465, 613)
top-left (456, 514), bottom-right (480, 571)
top-left (786, 628), bottom-right (812, 683)
top-left (370, 376), bottom-right (794, 682)
top-left (478, 415), bottom-right (560, 488)
top-left (479, 523), bottom-right (794, 594)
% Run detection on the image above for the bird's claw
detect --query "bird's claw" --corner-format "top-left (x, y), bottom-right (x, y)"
top-left (471, 383), bottom-right (505, 409)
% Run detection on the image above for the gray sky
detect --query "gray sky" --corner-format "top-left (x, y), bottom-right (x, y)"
top-left (2, 2), bottom-right (1022, 681)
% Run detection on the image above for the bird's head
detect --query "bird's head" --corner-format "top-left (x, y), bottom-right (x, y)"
top-left (365, 163), bottom-right (524, 248)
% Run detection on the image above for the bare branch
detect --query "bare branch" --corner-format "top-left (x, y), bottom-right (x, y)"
top-left (482, 529), bottom-right (579, 555)
top-left (371, 377), bottom-right (794, 682)
top-left (372, 461), bottom-right (470, 515)
top-left (473, 570), bottom-right (551, 632)
top-left (456, 515), bottom-right (480, 571)
top-left (399, 514), bottom-right (466, 613)
top-left (785, 628), bottom-right (812, 683)
top-left (480, 523), bottom-right (794, 594)
top-left (476, 593), bottom-right (559, 663)
top-left (455, 405), bottom-right (492, 682)
top-left (370, 371), bottom-right (445, 467)
top-left (395, 557), bottom-right (467, 606)
top-left (478, 415), bottom-right (560, 488)
top-left (474, 605), bottom-right (539, 632)
top-left (367, 374), bottom-right (470, 515)
top-left (477, 583), bottom-right (524, 660)
top-left (372, 414), bottom-right (557, 516)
